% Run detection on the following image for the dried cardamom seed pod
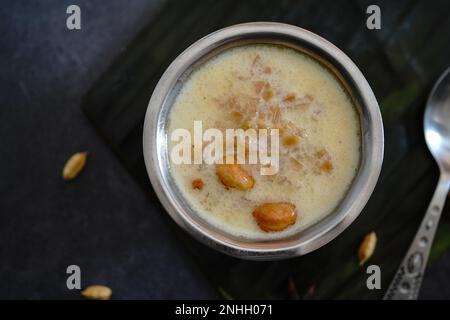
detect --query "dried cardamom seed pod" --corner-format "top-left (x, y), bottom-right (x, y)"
top-left (358, 231), bottom-right (377, 266)
top-left (81, 285), bottom-right (112, 300)
top-left (62, 152), bottom-right (88, 180)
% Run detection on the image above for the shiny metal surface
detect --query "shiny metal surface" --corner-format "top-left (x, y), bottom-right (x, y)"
top-left (142, 22), bottom-right (384, 260)
top-left (385, 68), bottom-right (450, 299)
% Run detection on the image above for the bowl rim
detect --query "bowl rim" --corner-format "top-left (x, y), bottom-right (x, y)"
top-left (143, 22), bottom-right (384, 260)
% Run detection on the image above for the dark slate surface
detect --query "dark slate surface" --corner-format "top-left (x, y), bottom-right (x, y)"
top-left (0, 0), bottom-right (217, 299)
top-left (0, 0), bottom-right (450, 299)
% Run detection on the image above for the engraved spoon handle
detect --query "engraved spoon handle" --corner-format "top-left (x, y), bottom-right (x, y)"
top-left (384, 174), bottom-right (450, 300)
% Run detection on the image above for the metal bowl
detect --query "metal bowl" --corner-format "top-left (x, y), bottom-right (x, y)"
top-left (143, 22), bottom-right (384, 260)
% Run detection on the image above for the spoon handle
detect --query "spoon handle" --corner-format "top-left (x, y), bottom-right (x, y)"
top-left (384, 174), bottom-right (449, 300)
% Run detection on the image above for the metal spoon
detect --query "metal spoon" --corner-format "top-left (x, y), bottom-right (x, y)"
top-left (384, 68), bottom-right (450, 300)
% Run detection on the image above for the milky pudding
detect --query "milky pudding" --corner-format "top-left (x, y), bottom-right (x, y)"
top-left (167, 44), bottom-right (361, 240)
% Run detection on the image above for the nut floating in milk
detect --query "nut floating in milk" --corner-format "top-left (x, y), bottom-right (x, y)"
top-left (253, 202), bottom-right (297, 232)
top-left (216, 163), bottom-right (255, 191)
top-left (167, 44), bottom-right (361, 240)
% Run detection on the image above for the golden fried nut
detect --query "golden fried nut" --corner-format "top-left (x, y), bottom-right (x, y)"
top-left (216, 163), bottom-right (255, 191)
top-left (253, 202), bottom-right (297, 232)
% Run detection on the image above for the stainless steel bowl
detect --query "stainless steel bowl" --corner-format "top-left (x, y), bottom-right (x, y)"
top-left (143, 22), bottom-right (384, 260)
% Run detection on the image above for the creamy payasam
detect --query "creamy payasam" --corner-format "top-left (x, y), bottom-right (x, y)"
top-left (167, 44), bottom-right (361, 240)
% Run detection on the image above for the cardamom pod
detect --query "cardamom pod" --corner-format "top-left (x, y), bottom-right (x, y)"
top-left (62, 152), bottom-right (88, 180)
top-left (358, 231), bottom-right (377, 266)
top-left (81, 285), bottom-right (112, 300)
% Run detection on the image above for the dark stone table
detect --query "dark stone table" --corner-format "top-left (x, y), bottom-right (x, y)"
top-left (0, 0), bottom-right (216, 299)
top-left (1, 0), bottom-right (449, 299)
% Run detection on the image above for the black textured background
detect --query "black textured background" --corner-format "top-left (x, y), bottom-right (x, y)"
top-left (0, 0), bottom-right (217, 299)
top-left (0, 0), bottom-right (449, 299)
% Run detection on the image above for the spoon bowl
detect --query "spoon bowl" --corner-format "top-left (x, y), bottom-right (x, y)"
top-left (424, 67), bottom-right (450, 171)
